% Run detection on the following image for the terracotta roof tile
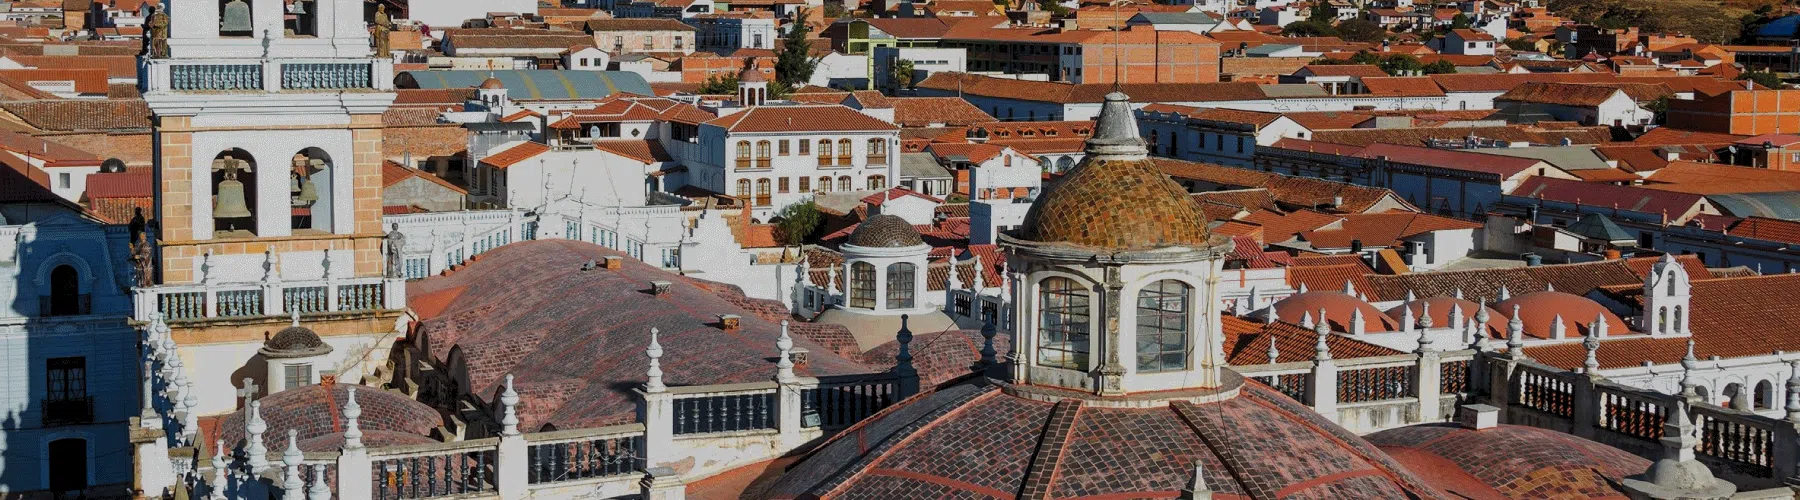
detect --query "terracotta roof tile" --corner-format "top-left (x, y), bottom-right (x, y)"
top-left (382, 161), bottom-right (467, 194)
top-left (1512, 177), bottom-right (1704, 217)
top-left (478, 141), bottom-right (550, 169)
top-left (703, 105), bottom-right (899, 133)
top-left (0, 68), bottom-right (109, 93)
top-left (0, 99), bottom-right (151, 131)
top-left (1361, 77), bottom-right (1447, 97)
top-left (1527, 274), bottom-right (1800, 370)
top-left (891, 97), bottom-right (993, 127)
top-left (1725, 217), bottom-right (1800, 245)
top-left (1222, 315), bottom-right (1401, 364)
top-left (590, 139), bottom-right (673, 163)
top-left (1644, 161), bottom-right (1800, 195)
top-left (1299, 211), bottom-right (1480, 249)
top-left (1243, 209), bottom-right (1343, 242)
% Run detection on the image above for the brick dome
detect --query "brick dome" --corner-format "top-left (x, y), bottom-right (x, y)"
top-left (1385, 297), bottom-right (1509, 338)
top-left (478, 77), bottom-right (504, 90)
top-left (1016, 91), bottom-right (1210, 251)
top-left (846, 214), bottom-right (924, 248)
top-left (1368, 423), bottom-right (1650, 498)
top-left (759, 378), bottom-right (1445, 498)
top-left (1272, 291), bottom-right (1398, 333)
top-left (738, 66), bottom-right (767, 83)
top-left (1494, 291), bottom-right (1627, 339)
top-left (219, 384), bottom-right (442, 453)
top-left (261, 325), bottom-right (331, 358)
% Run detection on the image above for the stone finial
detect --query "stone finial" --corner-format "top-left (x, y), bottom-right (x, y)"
top-left (245, 400), bottom-right (269, 471)
top-left (499, 374), bottom-right (520, 436)
top-left (1496, 285), bottom-right (1511, 302)
top-left (1266, 335), bottom-right (1280, 364)
top-left (282, 429), bottom-right (304, 497)
top-left (1418, 302), bottom-right (1436, 329)
top-left (1400, 303), bottom-right (1416, 332)
top-left (1299, 311), bottom-right (1315, 329)
top-left (1298, 282), bottom-right (1309, 293)
top-left (263, 246), bottom-right (281, 283)
top-left (290, 308), bottom-right (301, 328)
top-left (1545, 282), bottom-right (1555, 292)
top-left (1342, 280), bottom-right (1356, 296)
top-left (1620, 396), bottom-right (1735, 499)
top-left (1349, 307), bottom-right (1366, 336)
top-left (1265, 306), bottom-right (1279, 325)
top-left (1592, 313), bottom-right (1609, 338)
top-left (181, 381), bottom-right (199, 441)
top-left (1187, 462), bottom-right (1213, 499)
top-left (776, 320), bottom-right (797, 384)
top-left (1583, 328), bottom-right (1601, 372)
top-left (1785, 360), bottom-right (1800, 423)
top-left (210, 439), bottom-right (229, 500)
top-left (308, 464), bottom-right (332, 500)
top-left (342, 387), bottom-right (364, 450)
top-left (140, 361), bottom-right (158, 427)
top-left (1313, 314), bottom-right (1331, 362)
top-left (645, 328), bottom-right (666, 393)
top-left (895, 315), bottom-right (916, 377)
top-left (1506, 305), bottom-right (1526, 355)
top-left (979, 317), bottom-right (998, 368)
top-left (1680, 340), bottom-right (1699, 398)
top-left (1550, 314), bottom-right (1567, 339)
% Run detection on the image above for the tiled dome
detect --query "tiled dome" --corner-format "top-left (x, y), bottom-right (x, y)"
top-left (261, 326), bottom-right (331, 358)
top-left (1017, 91), bottom-right (1210, 251)
top-left (760, 379), bottom-right (1444, 498)
top-left (478, 77), bottom-right (505, 90)
top-left (1368, 423), bottom-right (1650, 498)
top-left (1385, 297), bottom-right (1509, 338)
top-left (846, 214), bottom-right (924, 248)
top-left (219, 384), bottom-right (442, 453)
top-left (1272, 291), bottom-right (1398, 333)
top-left (738, 66), bottom-right (768, 83)
top-left (1495, 291), bottom-right (1627, 339)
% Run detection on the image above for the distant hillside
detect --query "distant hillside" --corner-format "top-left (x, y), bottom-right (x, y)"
top-left (1546, 0), bottom-right (1753, 43)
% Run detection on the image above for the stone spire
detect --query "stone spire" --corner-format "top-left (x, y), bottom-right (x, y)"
top-left (1453, 287), bottom-right (1464, 300)
top-left (1266, 335), bottom-right (1280, 364)
top-left (1550, 314), bottom-right (1567, 339)
top-left (282, 429), bottom-right (304, 498)
top-left (1680, 340), bottom-right (1699, 399)
top-left (645, 328), bottom-right (666, 393)
top-left (1786, 360), bottom-right (1800, 423)
top-left (210, 439), bottom-right (229, 500)
top-left (245, 399), bottom-right (269, 471)
top-left (1448, 302), bottom-right (1464, 330)
top-left (1298, 282), bottom-right (1309, 294)
top-left (979, 317), bottom-right (998, 368)
top-left (776, 320), bottom-right (797, 383)
top-left (1404, 289), bottom-right (1416, 302)
top-left (1621, 397), bottom-right (1736, 498)
top-left (1084, 91), bottom-right (1147, 160)
top-left (1187, 462), bottom-right (1213, 499)
top-left (1313, 313), bottom-right (1331, 362)
top-left (1265, 305), bottom-right (1279, 325)
top-left (1299, 311), bottom-right (1315, 330)
top-left (895, 315), bottom-right (916, 378)
top-left (1343, 280), bottom-right (1356, 296)
top-left (1582, 328), bottom-right (1601, 373)
top-left (1400, 303), bottom-right (1416, 332)
top-left (1349, 307), bottom-right (1366, 336)
top-left (342, 387), bottom-right (364, 450)
top-left (499, 374), bottom-right (520, 436)
top-left (1506, 305), bottom-right (1526, 357)
top-left (308, 465), bottom-right (332, 500)
top-left (1496, 285), bottom-right (1511, 302)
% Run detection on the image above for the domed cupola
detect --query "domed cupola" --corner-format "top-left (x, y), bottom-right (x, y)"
top-left (818, 214), bottom-right (956, 349)
top-left (260, 312), bottom-right (334, 392)
top-left (999, 91), bottom-right (1233, 397)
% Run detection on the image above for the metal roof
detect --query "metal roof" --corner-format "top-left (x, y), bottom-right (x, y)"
top-left (1706, 192), bottom-right (1800, 220)
top-left (395, 70), bottom-right (654, 100)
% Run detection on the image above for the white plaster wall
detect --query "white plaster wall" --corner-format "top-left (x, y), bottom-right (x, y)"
top-left (175, 331), bottom-right (390, 416)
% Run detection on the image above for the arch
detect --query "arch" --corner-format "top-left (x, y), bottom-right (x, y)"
top-left (736, 141), bottom-right (751, 168)
top-left (1695, 384), bottom-right (1713, 404)
top-left (1725, 383), bottom-right (1752, 410)
top-left (211, 149), bottom-right (258, 237)
top-left (754, 178), bottom-right (771, 206)
top-left (818, 176), bottom-right (833, 192)
top-left (33, 251), bottom-right (94, 292)
top-left (866, 175), bottom-right (886, 190)
top-left (886, 262), bottom-right (916, 309)
top-left (836, 138), bottom-right (853, 165)
top-left (1756, 379), bottom-right (1776, 411)
top-left (291, 147), bottom-right (334, 232)
top-left (867, 138), bottom-right (887, 164)
top-left (1657, 306), bottom-right (1668, 334)
top-left (1056, 156), bottom-right (1074, 172)
top-left (1673, 305), bottom-right (1683, 333)
top-left (735, 179), bottom-right (752, 199)
top-left (817, 139), bottom-right (833, 159)
top-left (756, 140), bottom-right (772, 160)
top-left (849, 262), bottom-right (876, 309)
top-left (47, 265), bottom-right (81, 316)
top-left (838, 176), bottom-right (852, 192)
top-left (1136, 279), bottom-right (1191, 372)
top-left (1037, 276), bottom-right (1091, 370)
top-left (43, 434), bottom-right (91, 492)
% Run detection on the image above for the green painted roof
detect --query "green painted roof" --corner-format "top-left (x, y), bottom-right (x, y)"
top-left (1567, 213), bottom-right (1634, 241)
top-left (395, 70), bottom-right (654, 100)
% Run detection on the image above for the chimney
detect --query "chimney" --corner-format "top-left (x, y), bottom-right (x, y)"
top-left (1523, 253), bottom-right (1543, 266)
top-left (1603, 248), bottom-right (1622, 260)
top-left (790, 347), bottom-right (810, 366)
top-left (1457, 404), bottom-right (1499, 430)
top-left (718, 314), bottom-right (741, 331)
top-left (603, 256), bottom-right (623, 270)
top-left (650, 280), bottom-right (673, 296)
top-left (1350, 239), bottom-right (1363, 253)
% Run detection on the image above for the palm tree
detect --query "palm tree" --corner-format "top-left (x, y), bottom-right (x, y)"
top-left (889, 58), bottom-right (916, 93)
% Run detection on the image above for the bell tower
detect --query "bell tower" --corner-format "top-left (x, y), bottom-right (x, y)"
top-left (139, 0), bottom-right (403, 416)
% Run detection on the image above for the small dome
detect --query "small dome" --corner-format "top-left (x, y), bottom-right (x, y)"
top-left (1384, 297), bottom-right (1509, 338)
top-left (846, 214), bottom-right (924, 248)
top-left (1494, 291), bottom-right (1627, 339)
top-left (478, 77), bottom-right (505, 90)
top-left (261, 326), bottom-right (331, 358)
top-left (738, 67), bottom-right (768, 83)
top-left (219, 384), bottom-right (442, 453)
top-left (1272, 291), bottom-right (1398, 333)
top-left (1368, 423), bottom-right (1650, 498)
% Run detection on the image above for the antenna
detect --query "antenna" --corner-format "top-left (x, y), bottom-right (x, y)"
top-left (1112, 4), bottom-right (1123, 90)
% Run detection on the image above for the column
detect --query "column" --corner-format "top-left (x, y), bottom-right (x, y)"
top-left (1415, 352), bottom-right (1443, 423)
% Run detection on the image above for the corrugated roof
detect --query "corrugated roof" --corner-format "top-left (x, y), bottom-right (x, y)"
top-left (396, 70), bottom-right (653, 100)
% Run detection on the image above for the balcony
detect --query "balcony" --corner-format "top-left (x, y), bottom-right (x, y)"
top-left (866, 155), bottom-right (887, 166)
top-left (142, 58), bottom-right (389, 94)
top-left (835, 156), bottom-right (852, 167)
top-left (134, 276), bottom-right (405, 322)
top-left (41, 397), bottom-right (94, 427)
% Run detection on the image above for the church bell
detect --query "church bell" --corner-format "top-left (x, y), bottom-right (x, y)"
top-left (221, 0), bottom-right (253, 33)
top-left (289, 0), bottom-right (307, 15)
top-left (294, 175), bottom-right (319, 204)
top-left (213, 158), bottom-right (254, 219)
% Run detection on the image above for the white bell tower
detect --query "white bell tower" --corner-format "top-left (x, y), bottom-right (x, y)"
top-left (1642, 254), bottom-right (1691, 336)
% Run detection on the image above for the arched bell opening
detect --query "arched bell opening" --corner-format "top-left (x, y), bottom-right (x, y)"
top-left (211, 149), bottom-right (258, 237)
top-left (219, 0), bottom-right (254, 37)
top-left (290, 148), bottom-right (334, 233)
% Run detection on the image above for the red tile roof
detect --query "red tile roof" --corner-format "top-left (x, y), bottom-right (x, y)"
top-left (1725, 217), bottom-right (1800, 245)
top-left (382, 161), bottom-right (468, 194)
top-left (1243, 209), bottom-right (1344, 242)
top-left (890, 97), bottom-right (993, 127)
top-left (84, 170), bottom-right (152, 199)
top-left (1299, 211), bottom-right (1481, 249)
top-left (1526, 273), bottom-right (1800, 370)
top-left (1511, 177), bottom-right (1704, 217)
top-left (1354, 143), bottom-right (1544, 178)
top-left (1644, 161), bottom-right (1800, 195)
top-left (1361, 77), bottom-right (1447, 97)
top-left (478, 141), bottom-right (550, 169)
top-left (703, 105), bottom-right (899, 133)
top-left (0, 68), bottom-right (109, 93)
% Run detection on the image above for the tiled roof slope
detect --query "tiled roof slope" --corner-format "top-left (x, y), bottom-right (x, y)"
top-left (1368, 424), bottom-right (1649, 499)
top-left (1526, 273), bottom-right (1800, 370)
top-left (1363, 255), bottom-right (1710, 302)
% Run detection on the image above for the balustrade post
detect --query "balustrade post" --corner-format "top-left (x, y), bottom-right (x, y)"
top-left (1774, 423), bottom-right (1800, 482)
top-left (325, 282), bottom-right (341, 313)
top-left (203, 287), bottom-right (219, 318)
top-left (496, 375), bottom-right (527, 500)
top-left (1308, 321), bottom-right (1338, 422)
top-left (639, 390), bottom-right (675, 468)
top-left (1416, 352), bottom-right (1443, 423)
top-left (263, 283), bottom-right (284, 317)
top-left (130, 420), bottom-right (175, 497)
top-left (778, 383), bottom-right (804, 448)
top-left (383, 277), bottom-right (407, 310)
top-left (1572, 373), bottom-right (1600, 439)
top-left (641, 466), bottom-right (686, 500)
top-left (1488, 356), bottom-right (1518, 421)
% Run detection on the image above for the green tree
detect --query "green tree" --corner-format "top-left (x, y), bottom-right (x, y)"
top-left (889, 58), bottom-right (916, 91)
top-left (773, 201), bottom-right (824, 245)
top-left (1422, 59), bottom-right (1458, 74)
top-left (1450, 12), bottom-right (1473, 29)
top-left (1740, 69), bottom-right (1784, 89)
top-left (775, 9), bottom-right (819, 87)
top-left (1336, 19), bottom-right (1387, 43)
top-left (822, 2), bottom-right (849, 18)
top-left (1348, 50), bottom-right (1383, 65)
top-left (1377, 54), bottom-right (1423, 76)
top-left (1283, 19), bottom-right (1338, 37)
top-left (1504, 38), bottom-right (1538, 51)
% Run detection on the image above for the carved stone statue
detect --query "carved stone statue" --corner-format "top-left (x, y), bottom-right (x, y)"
top-left (373, 4), bottom-right (393, 58)
top-left (132, 221), bottom-right (157, 289)
top-left (146, 8), bottom-right (170, 58)
top-left (384, 223), bottom-right (406, 278)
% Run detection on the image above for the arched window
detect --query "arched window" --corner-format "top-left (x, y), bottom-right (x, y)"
top-left (1673, 305), bottom-right (1683, 332)
top-left (1668, 277), bottom-right (1678, 296)
top-left (838, 176), bottom-right (852, 191)
top-left (211, 149), bottom-right (258, 237)
top-left (1136, 279), bottom-right (1190, 372)
top-left (1038, 277), bottom-right (1090, 370)
top-left (754, 178), bottom-right (771, 205)
top-left (1757, 380), bottom-right (1775, 410)
top-left (1725, 383), bottom-right (1750, 410)
top-left (849, 262), bottom-right (876, 309)
top-left (736, 179), bottom-right (751, 198)
top-left (866, 138), bottom-right (887, 164)
top-left (1056, 156), bottom-right (1073, 172)
top-left (817, 139), bottom-right (833, 166)
top-left (818, 176), bottom-right (833, 192)
top-left (290, 148), bottom-right (333, 232)
top-left (866, 175), bottom-right (886, 190)
top-left (1658, 307), bottom-right (1668, 334)
top-left (48, 265), bottom-right (81, 316)
top-left (755, 140), bottom-right (772, 168)
top-left (1147, 130), bottom-right (1159, 153)
top-left (836, 138), bottom-right (853, 166)
top-left (886, 262), bottom-right (915, 309)
top-left (735, 141), bottom-right (751, 168)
